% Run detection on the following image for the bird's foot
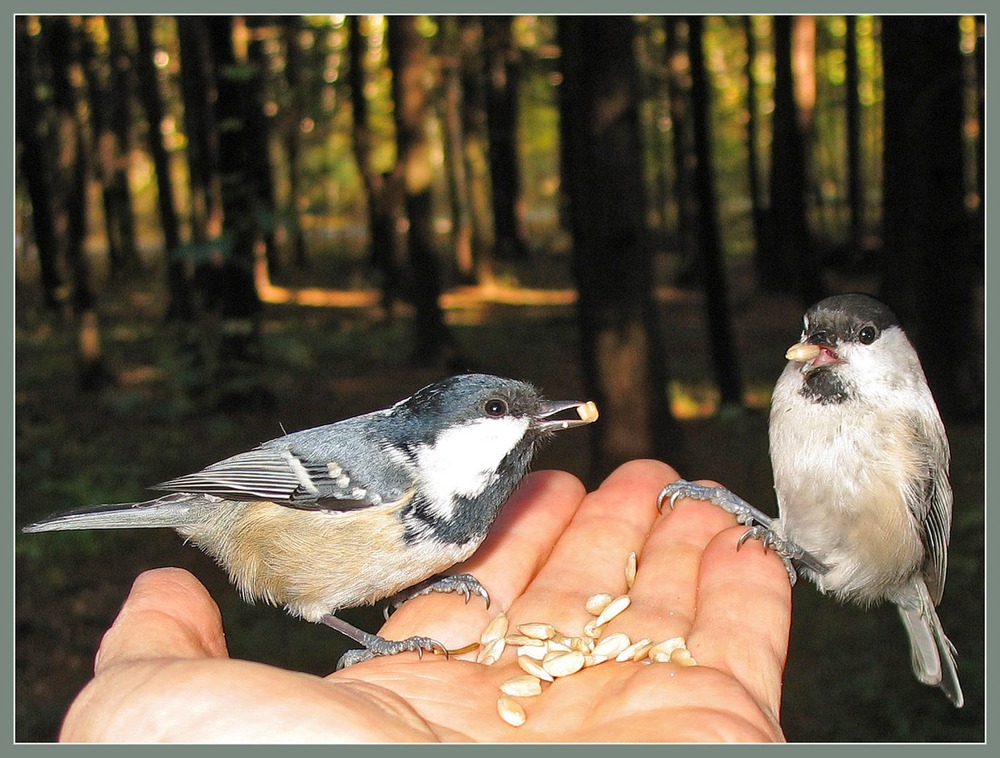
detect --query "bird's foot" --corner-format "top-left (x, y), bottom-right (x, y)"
top-left (324, 614), bottom-right (451, 670)
top-left (383, 573), bottom-right (490, 620)
top-left (658, 479), bottom-right (774, 528)
top-left (658, 479), bottom-right (829, 584)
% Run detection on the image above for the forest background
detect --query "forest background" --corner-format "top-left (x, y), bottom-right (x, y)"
top-left (14, 14), bottom-right (984, 742)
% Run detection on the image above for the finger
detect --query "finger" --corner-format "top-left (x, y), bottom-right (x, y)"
top-left (625, 479), bottom-right (747, 640)
top-left (378, 469), bottom-right (586, 646)
top-left (687, 525), bottom-right (792, 721)
top-left (94, 568), bottom-right (229, 673)
top-left (510, 459), bottom-right (678, 636)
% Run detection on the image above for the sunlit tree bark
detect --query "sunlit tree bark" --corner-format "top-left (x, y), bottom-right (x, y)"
top-left (437, 15), bottom-right (476, 283)
top-left (81, 16), bottom-right (138, 272)
top-left (387, 16), bottom-right (457, 364)
top-left (135, 15), bottom-right (190, 320)
top-left (687, 16), bottom-right (743, 408)
top-left (348, 15), bottom-right (405, 315)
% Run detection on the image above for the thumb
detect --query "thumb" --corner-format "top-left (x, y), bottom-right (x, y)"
top-left (94, 568), bottom-right (229, 672)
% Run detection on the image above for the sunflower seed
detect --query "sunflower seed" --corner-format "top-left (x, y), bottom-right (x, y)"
top-left (497, 695), bottom-right (526, 727)
top-left (615, 638), bottom-right (652, 662)
top-left (648, 636), bottom-right (687, 663)
top-left (517, 643), bottom-right (547, 661)
top-left (584, 654), bottom-right (609, 667)
top-left (505, 634), bottom-right (545, 647)
top-left (593, 594), bottom-right (631, 627)
top-left (480, 611), bottom-right (509, 646)
top-left (583, 619), bottom-right (603, 638)
top-left (625, 551), bottom-right (638, 589)
top-left (544, 639), bottom-right (573, 653)
top-left (542, 649), bottom-right (586, 677)
top-left (566, 636), bottom-right (595, 654)
top-left (477, 637), bottom-right (506, 665)
top-left (517, 622), bottom-right (556, 640)
top-left (585, 592), bottom-right (614, 616)
top-left (518, 655), bottom-right (555, 681)
top-left (670, 647), bottom-right (697, 667)
top-left (593, 632), bottom-right (632, 658)
top-left (501, 674), bottom-right (543, 697)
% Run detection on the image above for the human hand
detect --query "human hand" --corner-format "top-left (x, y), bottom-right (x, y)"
top-left (59, 459), bottom-right (791, 742)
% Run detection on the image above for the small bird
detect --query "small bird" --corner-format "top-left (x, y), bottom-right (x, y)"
top-left (24, 373), bottom-right (598, 667)
top-left (660, 294), bottom-right (963, 707)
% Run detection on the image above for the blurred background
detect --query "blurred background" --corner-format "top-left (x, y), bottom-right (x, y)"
top-left (15, 15), bottom-right (983, 742)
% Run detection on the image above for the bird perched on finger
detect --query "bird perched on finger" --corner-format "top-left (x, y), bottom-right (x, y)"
top-left (23, 373), bottom-right (599, 668)
top-left (661, 294), bottom-right (963, 707)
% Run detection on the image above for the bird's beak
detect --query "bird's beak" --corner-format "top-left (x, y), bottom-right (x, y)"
top-left (785, 341), bottom-right (841, 368)
top-left (535, 400), bottom-right (599, 431)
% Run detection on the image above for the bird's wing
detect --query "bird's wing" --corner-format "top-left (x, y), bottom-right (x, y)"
top-left (153, 445), bottom-right (399, 511)
top-left (914, 412), bottom-right (954, 606)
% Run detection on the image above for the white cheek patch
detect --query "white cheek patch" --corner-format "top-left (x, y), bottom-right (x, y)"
top-left (416, 416), bottom-right (531, 519)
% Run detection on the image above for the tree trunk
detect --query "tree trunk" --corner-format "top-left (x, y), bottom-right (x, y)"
top-left (81, 16), bottom-right (138, 273)
top-left (844, 15), bottom-right (863, 260)
top-left (558, 16), bottom-right (680, 477)
top-left (15, 16), bottom-right (67, 314)
top-left (687, 16), bottom-right (743, 409)
top-left (742, 16), bottom-right (768, 274)
top-left (482, 16), bottom-right (529, 262)
top-left (135, 15), bottom-right (190, 320)
top-left (387, 16), bottom-right (457, 364)
top-left (662, 17), bottom-right (699, 286)
top-left (438, 15), bottom-right (476, 283)
top-left (881, 16), bottom-right (980, 418)
top-left (45, 16), bottom-right (112, 390)
top-left (347, 15), bottom-right (405, 315)
top-left (458, 17), bottom-right (495, 282)
top-left (202, 16), bottom-right (264, 364)
top-left (279, 16), bottom-right (308, 268)
top-left (176, 15), bottom-right (223, 246)
top-left (763, 15), bottom-right (819, 302)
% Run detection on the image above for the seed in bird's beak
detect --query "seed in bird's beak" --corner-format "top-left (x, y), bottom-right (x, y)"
top-left (786, 342), bottom-right (821, 362)
top-left (535, 399), bottom-right (599, 430)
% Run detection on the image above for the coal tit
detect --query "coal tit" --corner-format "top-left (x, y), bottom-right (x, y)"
top-left (660, 294), bottom-right (963, 707)
top-left (23, 374), bottom-right (598, 667)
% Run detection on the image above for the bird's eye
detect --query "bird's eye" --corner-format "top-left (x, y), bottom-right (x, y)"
top-left (485, 399), bottom-right (508, 417)
top-left (859, 325), bottom-right (878, 345)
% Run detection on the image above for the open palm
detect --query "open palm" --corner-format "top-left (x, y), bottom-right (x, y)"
top-left (59, 460), bottom-right (790, 743)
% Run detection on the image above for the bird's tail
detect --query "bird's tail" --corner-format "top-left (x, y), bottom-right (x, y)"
top-left (897, 578), bottom-right (964, 708)
top-left (22, 492), bottom-right (202, 533)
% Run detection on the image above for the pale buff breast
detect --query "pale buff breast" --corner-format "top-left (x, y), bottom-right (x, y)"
top-left (179, 498), bottom-right (482, 622)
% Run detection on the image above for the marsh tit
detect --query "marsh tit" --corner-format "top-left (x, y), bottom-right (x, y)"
top-left (660, 294), bottom-right (963, 707)
top-left (24, 374), bottom-right (598, 668)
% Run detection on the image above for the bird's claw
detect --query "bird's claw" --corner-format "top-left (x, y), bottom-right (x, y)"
top-left (737, 525), bottom-right (799, 586)
top-left (658, 479), bottom-right (828, 585)
top-left (383, 573), bottom-right (490, 621)
top-left (657, 480), bottom-right (770, 528)
top-left (337, 634), bottom-right (450, 670)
